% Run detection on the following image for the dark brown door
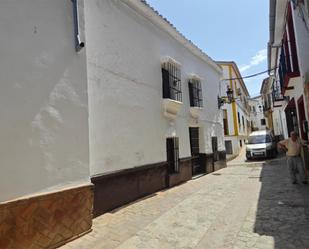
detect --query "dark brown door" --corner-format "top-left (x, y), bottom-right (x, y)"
top-left (189, 127), bottom-right (203, 176)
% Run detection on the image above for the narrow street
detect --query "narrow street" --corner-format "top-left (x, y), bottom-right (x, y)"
top-left (61, 156), bottom-right (309, 249)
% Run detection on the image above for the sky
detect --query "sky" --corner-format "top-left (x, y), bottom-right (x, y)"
top-left (146, 0), bottom-right (269, 97)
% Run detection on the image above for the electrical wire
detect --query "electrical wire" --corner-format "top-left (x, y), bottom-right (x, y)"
top-left (222, 67), bottom-right (278, 81)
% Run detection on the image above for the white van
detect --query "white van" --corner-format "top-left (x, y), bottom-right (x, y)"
top-left (246, 130), bottom-right (277, 160)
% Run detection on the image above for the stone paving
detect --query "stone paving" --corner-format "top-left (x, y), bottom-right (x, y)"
top-left (61, 157), bottom-right (309, 249)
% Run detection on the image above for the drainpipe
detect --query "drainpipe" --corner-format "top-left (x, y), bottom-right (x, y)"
top-left (72, 0), bottom-right (85, 52)
top-left (268, 0), bottom-right (277, 72)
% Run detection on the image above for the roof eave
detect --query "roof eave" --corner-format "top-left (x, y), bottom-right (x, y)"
top-left (123, 0), bottom-right (223, 74)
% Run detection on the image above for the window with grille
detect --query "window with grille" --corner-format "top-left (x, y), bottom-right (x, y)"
top-left (162, 61), bottom-right (182, 102)
top-left (188, 78), bottom-right (203, 107)
top-left (166, 137), bottom-right (180, 173)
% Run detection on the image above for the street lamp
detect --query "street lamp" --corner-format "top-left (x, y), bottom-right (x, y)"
top-left (218, 86), bottom-right (235, 108)
top-left (226, 86), bottom-right (234, 103)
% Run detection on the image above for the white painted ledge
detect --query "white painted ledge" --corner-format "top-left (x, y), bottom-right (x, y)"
top-left (162, 99), bottom-right (183, 120)
top-left (190, 107), bottom-right (203, 119)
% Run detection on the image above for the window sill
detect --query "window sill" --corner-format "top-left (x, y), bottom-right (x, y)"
top-left (162, 98), bottom-right (183, 120)
top-left (190, 106), bottom-right (203, 119)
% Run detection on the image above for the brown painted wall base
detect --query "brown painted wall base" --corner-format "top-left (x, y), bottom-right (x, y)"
top-left (0, 184), bottom-right (93, 249)
top-left (167, 157), bottom-right (193, 187)
top-left (215, 151), bottom-right (227, 171)
top-left (92, 152), bottom-right (227, 218)
top-left (91, 162), bottom-right (168, 217)
top-left (205, 153), bottom-right (215, 173)
top-left (214, 160), bottom-right (227, 171)
top-left (203, 151), bottom-right (227, 173)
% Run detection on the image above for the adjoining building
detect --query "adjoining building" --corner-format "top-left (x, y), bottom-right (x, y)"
top-left (260, 78), bottom-right (274, 131)
top-left (248, 95), bottom-right (268, 132)
top-left (260, 77), bottom-right (287, 139)
top-left (268, 0), bottom-right (309, 141)
top-left (217, 61), bottom-right (251, 156)
top-left (0, 0), bottom-right (226, 248)
top-left (86, 0), bottom-right (226, 217)
top-left (268, 0), bottom-right (309, 180)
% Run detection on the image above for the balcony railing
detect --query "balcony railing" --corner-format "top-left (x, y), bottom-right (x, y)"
top-left (272, 84), bottom-right (285, 102)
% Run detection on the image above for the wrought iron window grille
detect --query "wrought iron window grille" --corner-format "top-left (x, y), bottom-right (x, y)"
top-left (162, 62), bottom-right (182, 102)
top-left (188, 79), bottom-right (203, 108)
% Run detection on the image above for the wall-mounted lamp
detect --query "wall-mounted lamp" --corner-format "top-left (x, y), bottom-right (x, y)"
top-left (218, 86), bottom-right (235, 108)
top-left (226, 86), bottom-right (234, 103)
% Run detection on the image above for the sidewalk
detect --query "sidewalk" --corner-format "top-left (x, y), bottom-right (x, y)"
top-left (61, 157), bottom-right (309, 249)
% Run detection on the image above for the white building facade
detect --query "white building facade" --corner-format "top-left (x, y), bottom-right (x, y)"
top-left (0, 0), bottom-right (226, 247)
top-left (86, 0), bottom-right (226, 217)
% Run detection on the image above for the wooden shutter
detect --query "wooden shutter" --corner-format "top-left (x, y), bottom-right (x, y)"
top-left (162, 68), bottom-right (170, 98)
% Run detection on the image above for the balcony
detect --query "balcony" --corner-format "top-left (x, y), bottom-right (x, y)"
top-left (272, 84), bottom-right (284, 102)
top-left (278, 47), bottom-right (299, 95)
top-left (162, 63), bottom-right (183, 120)
top-left (278, 4), bottom-right (300, 95)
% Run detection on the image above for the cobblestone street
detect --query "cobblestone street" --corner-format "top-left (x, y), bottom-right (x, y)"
top-left (61, 157), bottom-right (309, 249)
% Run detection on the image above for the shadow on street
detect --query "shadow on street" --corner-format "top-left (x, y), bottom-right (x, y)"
top-left (253, 156), bottom-right (309, 249)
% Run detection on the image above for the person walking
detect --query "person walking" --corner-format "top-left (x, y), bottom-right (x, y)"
top-left (278, 131), bottom-right (308, 184)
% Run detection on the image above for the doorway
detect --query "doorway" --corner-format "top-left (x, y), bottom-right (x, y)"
top-left (189, 127), bottom-right (204, 176)
top-left (212, 136), bottom-right (219, 161)
top-left (285, 98), bottom-right (299, 136)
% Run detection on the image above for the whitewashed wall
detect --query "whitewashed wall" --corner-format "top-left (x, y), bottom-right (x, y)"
top-left (249, 97), bottom-right (266, 131)
top-left (85, 0), bottom-right (224, 176)
top-left (293, 4), bottom-right (309, 87)
top-left (0, 0), bottom-right (90, 202)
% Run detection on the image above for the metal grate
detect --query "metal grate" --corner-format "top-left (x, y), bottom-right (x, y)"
top-left (272, 78), bottom-right (285, 102)
top-left (188, 78), bottom-right (203, 108)
top-left (162, 62), bottom-right (182, 102)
